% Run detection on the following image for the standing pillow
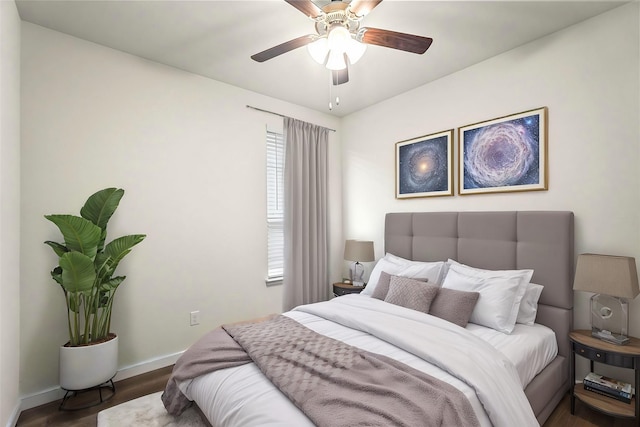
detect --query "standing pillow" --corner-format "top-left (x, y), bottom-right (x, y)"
top-left (385, 253), bottom-right (446, 284)
top-left (446, 259), bottom-right (534, 287)
top-left (363, 257), bottom-right (443, 297)
top-left (396, 261), bottom-right (444, 285)
top-left (429, 288), bottom-right (480, 328)
top-left (445, 260), bottom-right (533, 325)
top-left (517, 283), bottom-right (544, 325)
top-left (384, 276), bottom-right (439, 313)
top-left (442, 267), bottom-right (526, 334)
top-left (384, 252), bottom-right (411, 265)
top-left (361, 257), bottom-right (407, 297)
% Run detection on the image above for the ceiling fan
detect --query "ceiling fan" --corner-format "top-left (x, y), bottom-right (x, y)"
top-left (251, 0), bottom-right (433, 86)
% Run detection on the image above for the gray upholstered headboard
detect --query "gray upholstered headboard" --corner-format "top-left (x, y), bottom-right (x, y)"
top-left (384, 211), bottom-right (574, 360)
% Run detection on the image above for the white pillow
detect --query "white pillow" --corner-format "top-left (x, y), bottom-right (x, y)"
top-left (442, 265), bottom-right (529, 334)
top-left (384, 253), bottom-right (446, 284)
top-left (362, 255), bottom-right (445, 297)
top-left (517, 283), bottom-right (544, 325)
top-left (361, 257), bottom-right (407, 297)
top-left (446, 259), bottom-right (537, 325)
top-left (384, 252), bottom-right (411, 265)
top-left (446, 259), bottom-right (533, 287)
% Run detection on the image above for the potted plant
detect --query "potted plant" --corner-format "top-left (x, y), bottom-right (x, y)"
top-left (44, 187), bottom-right (145, 391)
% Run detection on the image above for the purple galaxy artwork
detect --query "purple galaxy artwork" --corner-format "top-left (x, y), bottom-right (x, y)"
top-left (463, 114), bottom-right (540, 189)
top-left (398, 135), bottom-right (449, 195)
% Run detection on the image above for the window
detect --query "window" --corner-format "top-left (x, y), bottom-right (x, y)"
top-left (266, 130), bottom-right (284, 284)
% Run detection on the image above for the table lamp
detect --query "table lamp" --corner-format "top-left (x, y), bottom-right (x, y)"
top-left (573, 253), bottom-right (639, 345)
top-left (344, 240), bottom-right (375, 287)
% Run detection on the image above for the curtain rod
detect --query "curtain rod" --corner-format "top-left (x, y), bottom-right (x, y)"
top-left (246, 105), bottom-right (336, 132)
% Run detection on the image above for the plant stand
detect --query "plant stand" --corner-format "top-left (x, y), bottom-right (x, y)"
top-left (58, 378), bottom-right (116, 411)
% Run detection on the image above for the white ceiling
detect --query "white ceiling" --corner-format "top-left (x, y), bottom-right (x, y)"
top-left (16, 0), bottom-right (626, 117)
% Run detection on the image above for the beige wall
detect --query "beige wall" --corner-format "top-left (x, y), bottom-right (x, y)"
top-left (341, 2), bottom-right (639, 371)
top-left (1, 1), bottom-right (22, 425)
top-left (19, 22), bottom-right (342, 405)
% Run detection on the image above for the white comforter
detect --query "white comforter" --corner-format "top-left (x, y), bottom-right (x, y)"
top-left (182, 296), bottom-right (540, 427)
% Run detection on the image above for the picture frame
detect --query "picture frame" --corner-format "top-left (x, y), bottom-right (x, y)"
top-left (395, 129), bottom-right (454, 199)
top-left (458, 107), bottom-right (548, 195)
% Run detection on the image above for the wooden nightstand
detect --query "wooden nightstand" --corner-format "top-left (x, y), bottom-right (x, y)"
top-left (332, 282), bottom-right (365, 297)
top-left (569, 330), bottom-right (640, 423)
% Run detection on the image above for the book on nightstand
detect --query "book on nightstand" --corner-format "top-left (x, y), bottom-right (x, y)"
top-left (583, 372), bottom-right (634, 403)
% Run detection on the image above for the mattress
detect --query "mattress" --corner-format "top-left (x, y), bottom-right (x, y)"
top-left (180, 296), bottom-right (548, 427)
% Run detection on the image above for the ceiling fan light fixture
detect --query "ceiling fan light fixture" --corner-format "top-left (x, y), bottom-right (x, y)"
top-left (325, 49), bottom-right (347, 70)
top-left (327, 25), bottom-right (351, 52)
top-left (345, 38), bottom-right (366, 64)
top-left (307, 37), bottom-right (329, 64)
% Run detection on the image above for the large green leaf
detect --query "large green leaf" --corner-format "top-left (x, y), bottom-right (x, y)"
top-left (59, 252), bottom-right (96, 293)
top-left (44, 215), bottom-right (101, 258)
top-left (103, 234), bottom-right (146, 271)
top-left (80, 188), bottom-right (123, 231)
top-left (100, 276), bottom-right (125, 291)
top-left (44, 241), bottom-right (69, 257)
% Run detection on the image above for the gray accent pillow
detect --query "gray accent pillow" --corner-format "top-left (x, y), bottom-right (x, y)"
top-left (429, 287), bottom-right (480, 328)
top-left (372, 271), bottom-right (429, 300)
top-left (371, 271), bottom-right (393, 300)
top-left (384, 276), bottom-right (439, 313)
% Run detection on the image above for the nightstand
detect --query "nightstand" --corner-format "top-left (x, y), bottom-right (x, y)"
top-left (569, 330), bottom-right (640, 423)
top-left (332, 282), bottom-right (365, 297)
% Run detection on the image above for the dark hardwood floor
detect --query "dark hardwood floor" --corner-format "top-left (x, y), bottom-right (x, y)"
top-left (15, 366), bottom-right (638, 426)
top-left (16, 366), bottom-right (172, 427)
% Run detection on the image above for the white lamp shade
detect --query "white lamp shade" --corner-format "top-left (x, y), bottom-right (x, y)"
top-left (325, 49), bottom-right (347, 70)
top-left (327, 26), bottom-right (350, 52)
top-left (345, 38), bottom-right (366, 64)
top-left (307, 38), bottom-right (328, 64)
top-left (307, 26), bottom-right (367, 69)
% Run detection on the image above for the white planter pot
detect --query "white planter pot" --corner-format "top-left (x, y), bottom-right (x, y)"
top-left (59, 334), bottom-right (118, 391)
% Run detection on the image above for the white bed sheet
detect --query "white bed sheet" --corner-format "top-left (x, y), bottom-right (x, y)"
top-left (182, 296), bottom-right (547, 427)
top-left (466, 322), bottom-right (557, 388)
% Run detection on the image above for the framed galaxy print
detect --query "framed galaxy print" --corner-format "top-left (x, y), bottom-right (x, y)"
top-left (458, 107), bottom-right (548, 195)
top-left (395, 129), bottom-right (454, 199)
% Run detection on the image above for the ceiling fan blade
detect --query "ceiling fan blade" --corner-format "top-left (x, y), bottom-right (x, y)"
top-left (359, 27), bottom-right (433, 54)
top-left (285, 0), bottom-right (323, 18)
top-left (251, 35), bottom-right (315, 62)
top-left (332, 68), bottom-right (349, 85)
top-left (348, 0), bottom-right (383, 17)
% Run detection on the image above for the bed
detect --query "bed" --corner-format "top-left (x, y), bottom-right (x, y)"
top-left (163, 210), bottom-right (574, 427)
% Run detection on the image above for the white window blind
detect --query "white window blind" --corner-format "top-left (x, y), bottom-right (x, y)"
top-left (266, 130), bottom-right (284, 283)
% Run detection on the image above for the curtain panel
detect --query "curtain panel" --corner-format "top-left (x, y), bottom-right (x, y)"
top-left (282, 117), bottom-right (329, 311)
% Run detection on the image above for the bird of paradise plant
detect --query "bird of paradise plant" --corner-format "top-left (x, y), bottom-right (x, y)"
top-left (45, 188), bottom-right (146, 346)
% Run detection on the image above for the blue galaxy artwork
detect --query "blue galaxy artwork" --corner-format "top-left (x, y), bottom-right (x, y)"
top-left (398, 135), bottom-right (449, 195)
top-left (463, 114), bottom-right (540, 189)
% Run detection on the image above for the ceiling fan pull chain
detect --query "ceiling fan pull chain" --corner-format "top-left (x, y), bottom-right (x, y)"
top-left (328, 71), bottom-right (340, 110)
top-left (335, 73), bottom-right (340, 106)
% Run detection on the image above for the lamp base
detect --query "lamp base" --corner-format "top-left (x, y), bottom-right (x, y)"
top-left (592, 328), bottom-right (630, 345)
top-left (349, 262), bottom-right (365, 287)
top-left (590, 294), bottom-right (630, 345)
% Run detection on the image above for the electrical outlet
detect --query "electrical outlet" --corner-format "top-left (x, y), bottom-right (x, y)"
top-left (190, 310), bottom-right (200, 326)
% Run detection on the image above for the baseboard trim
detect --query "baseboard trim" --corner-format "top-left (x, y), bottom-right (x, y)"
top-left (18, 351), bottom-right (184, 413)
top-left (5, 401), bottom-right (21, 427)
top-left (112, 351), bottom-right (182, 383)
